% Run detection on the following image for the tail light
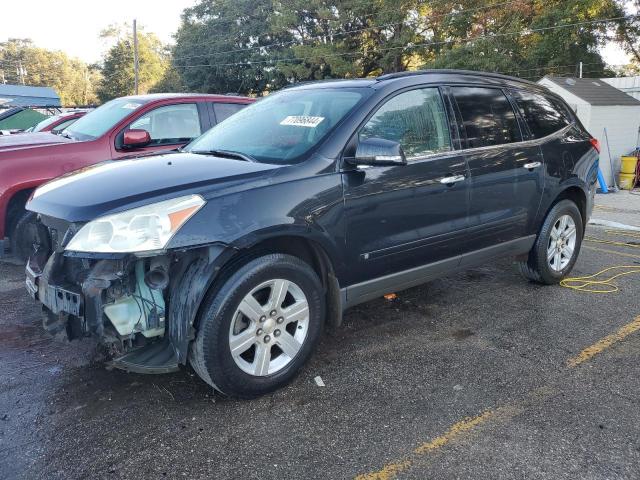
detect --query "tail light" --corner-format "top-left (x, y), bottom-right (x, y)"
top-left (590, 138), bottom-right (601, 153)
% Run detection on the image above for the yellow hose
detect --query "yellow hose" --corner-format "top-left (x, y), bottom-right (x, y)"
top-left (560, 230), bottom-right (640, 293)
top-left (583, 230), bottom-right (640, 250)
top-left (560, 265), bottom-right (640, 293)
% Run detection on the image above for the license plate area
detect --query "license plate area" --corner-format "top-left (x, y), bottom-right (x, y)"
top-left (40, 282), bottom-right (83, 317)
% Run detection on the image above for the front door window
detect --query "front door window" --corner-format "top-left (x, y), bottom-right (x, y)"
top-left (360, 88), bottom-right (452, 159)
top-left (129, 103), bottom-right (202, 146)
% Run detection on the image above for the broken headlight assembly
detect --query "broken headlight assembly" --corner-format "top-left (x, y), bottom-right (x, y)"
top-left (65, 195), bottom-right (205, 253)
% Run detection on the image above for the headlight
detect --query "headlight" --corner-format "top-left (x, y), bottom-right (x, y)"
top-left (66, 195), bottom-right (205, 253)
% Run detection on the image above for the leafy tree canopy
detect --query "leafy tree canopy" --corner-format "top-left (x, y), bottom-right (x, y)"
top-left (97, 24), bottom-right (171, 102)
top-left (171, 0), bottom-right (630, 94)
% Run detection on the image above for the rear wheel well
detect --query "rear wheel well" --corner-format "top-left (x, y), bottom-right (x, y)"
top-left (5, 188), bottom-right (34, 237)
top-left (554, 187), bottom-right (587, 226)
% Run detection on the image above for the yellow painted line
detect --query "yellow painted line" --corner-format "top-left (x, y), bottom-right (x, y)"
top-left (354, 460), bottom-right (412, 480)
top-left (354, 410), bottom-right (494, 480)
top-left (583, 245), bottom-right (640, 260)
top-left (413, 410), bottom-right (493, 454)
top-left (567, 315), bottom-right (640, 367)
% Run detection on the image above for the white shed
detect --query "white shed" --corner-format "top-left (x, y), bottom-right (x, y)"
top-left (537, 76), bottom-right (640, 186)
top-left (600, 76), bottom-right (640, 101)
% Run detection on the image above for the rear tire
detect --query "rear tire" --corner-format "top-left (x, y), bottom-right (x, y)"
top-left (517, 199), bottom-right (583, 284)
top-left (189, 254), bottom-right (325, 398)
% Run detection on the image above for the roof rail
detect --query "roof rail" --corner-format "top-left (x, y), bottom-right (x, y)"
top-left (376, 69), bottom-right (540, 87)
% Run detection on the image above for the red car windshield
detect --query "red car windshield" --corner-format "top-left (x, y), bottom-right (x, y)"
top-left (31, 115), bottom-right (62, 132)
top-left (64, 98), bottom-right (149, 141)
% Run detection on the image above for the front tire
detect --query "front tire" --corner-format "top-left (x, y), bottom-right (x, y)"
top-left (190, 254), bottom-right (325, 398)
top-left (10, 210), bottom-right (41, 262)
top-left (518, 199), bottom-right (583, 284)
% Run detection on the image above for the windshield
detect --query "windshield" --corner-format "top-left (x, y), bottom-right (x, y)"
top-left (185, 88), bottom-right (368, 164)
top-left (31, 115), bottom-right (60, 132)
top-left (65, 98), bottom-right (148, 141)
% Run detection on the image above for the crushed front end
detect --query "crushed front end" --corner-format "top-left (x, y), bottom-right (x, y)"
top-left (25, 211), bottom-right (229, 374)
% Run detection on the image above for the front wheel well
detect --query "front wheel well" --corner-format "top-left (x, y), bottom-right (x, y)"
top-left (237, 236), bottom-right (332, 283)
top-left (5, 188), bottom-right (35, 237)
top-left (196, 235), bottom-right (342, 332)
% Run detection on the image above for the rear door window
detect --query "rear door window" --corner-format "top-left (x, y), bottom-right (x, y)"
top-left (360, 87), bottom-right (452, 159)
top-left (512, 90), bottom-right (570, 139)
top-left (451, 87), bottom-right (522, 148)
top-left (213, 103), bottom-right (247, 123)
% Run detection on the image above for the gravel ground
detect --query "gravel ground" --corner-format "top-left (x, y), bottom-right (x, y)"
top-left (1, 223), bottom-right (639, 480)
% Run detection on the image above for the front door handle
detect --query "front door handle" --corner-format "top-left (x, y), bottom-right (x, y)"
top-left (439, 174), bottom-right (466, 185)
top-left (524, 161), bottom-right (542, 170)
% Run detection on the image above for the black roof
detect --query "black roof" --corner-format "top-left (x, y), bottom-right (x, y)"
top-left (287, 69), bottom-right (544, 91)
top-left (542, 76), bottom-right (640, 106)
top-left (376, 69), bottom-right (540, 87)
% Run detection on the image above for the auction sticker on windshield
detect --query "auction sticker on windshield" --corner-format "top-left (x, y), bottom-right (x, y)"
top-left (280, 116), bottom-right (325, 128)
top-left (122, 103), bottom-right (142, 110)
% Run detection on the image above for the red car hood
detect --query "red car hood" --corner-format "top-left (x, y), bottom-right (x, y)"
top-left (0, 131), bottom-right (75, 151)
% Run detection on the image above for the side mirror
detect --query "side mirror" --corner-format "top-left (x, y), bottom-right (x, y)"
top-left (351, 137), bottom-right (407, 167)
top-left (123, 129), bottom-right (151, 148)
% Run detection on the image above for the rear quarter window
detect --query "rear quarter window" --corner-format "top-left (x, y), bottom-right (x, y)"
top-left (512, 90), bottom-right (570, 139)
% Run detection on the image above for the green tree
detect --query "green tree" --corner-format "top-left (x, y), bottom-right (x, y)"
top-left (169, 0), bottom-right (634, 95)
top-left (0, 38), bottom-right (101, 105)
top-left (97, 24), bottom-right (170, 102)
top-left (420, 0), bottom-right (622, 80)
top-left (171, 0), bottom-right (423, 94)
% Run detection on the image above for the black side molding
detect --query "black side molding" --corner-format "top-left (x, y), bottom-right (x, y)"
top-left (343, 235), bottom-right (536, 309)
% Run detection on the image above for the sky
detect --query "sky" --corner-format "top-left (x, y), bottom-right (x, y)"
top-left (0, 0), bottom-right (633, 67)
top-left (1, 0), bottom-right (197, 63)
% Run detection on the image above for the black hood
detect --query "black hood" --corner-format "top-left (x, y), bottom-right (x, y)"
top-left (27, 152), bottom-right (280, 222)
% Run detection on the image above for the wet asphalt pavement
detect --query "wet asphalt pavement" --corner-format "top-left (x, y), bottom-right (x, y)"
top-left (1, 224), bottom-right (639, 480)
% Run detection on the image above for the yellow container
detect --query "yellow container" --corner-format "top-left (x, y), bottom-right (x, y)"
top-left (619, 172), bottom-right (636, 190)
top-left (621, 156), bottom-right (638, 174)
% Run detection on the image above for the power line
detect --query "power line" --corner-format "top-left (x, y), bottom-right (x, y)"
top-left (172, 0), bottom-right (521, 61)
top-left (173, 15), bottom-right (638, 69)
top-left (170, 0), bottom-right (462, 49)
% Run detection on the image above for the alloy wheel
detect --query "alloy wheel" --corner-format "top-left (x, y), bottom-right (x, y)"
top-left (547, 214), bottom-right (577, 272)
top-left (228, 279), bottom-right (309, 376)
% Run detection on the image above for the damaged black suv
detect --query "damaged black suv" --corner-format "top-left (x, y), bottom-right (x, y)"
top-left (25, 70), bottom-right (598, 397)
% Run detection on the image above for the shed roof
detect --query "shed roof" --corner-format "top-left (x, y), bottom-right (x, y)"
top-left (540, 76), bottom-right (640, 106)
top-left (0, 84), bottom-right (60, 107)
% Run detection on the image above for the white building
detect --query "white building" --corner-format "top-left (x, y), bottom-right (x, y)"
top-left (537, 76), bottom-right (640, 186)
top-left (601, 76), bottom-right (640, 101)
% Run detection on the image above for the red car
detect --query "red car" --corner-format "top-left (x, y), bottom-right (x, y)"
top-left (25, 110), bottom-right (88, 134)
top-left (0, 93), bottom-right (253, 260)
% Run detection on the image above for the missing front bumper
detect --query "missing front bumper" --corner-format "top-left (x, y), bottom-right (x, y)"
top-left (26, 263), bottom-right (82, 317)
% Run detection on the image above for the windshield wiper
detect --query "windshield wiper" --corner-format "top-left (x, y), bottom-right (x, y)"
top-left (190, 149), bottom-right (256, 162)
top-left (60, 131), bottom-right (74, 140)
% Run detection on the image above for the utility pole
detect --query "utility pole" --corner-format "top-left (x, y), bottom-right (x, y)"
top-left (133, 19), bottom-right (139, 95)
top-left (17, 61), bottom-right (26, 85)
top-left (83, 67), bottom-right (89, 105)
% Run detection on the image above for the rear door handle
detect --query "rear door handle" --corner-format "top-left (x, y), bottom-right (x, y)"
top-left (439, 175), bottom-right (466, 185)
top-left (524, 161), bottom-right (542, 170)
